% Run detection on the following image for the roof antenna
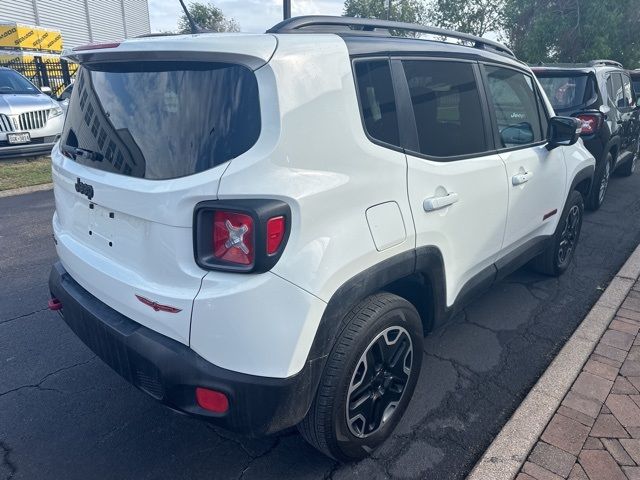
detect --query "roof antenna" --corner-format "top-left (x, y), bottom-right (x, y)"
top-left (178, 0), bottom-right (204, 34)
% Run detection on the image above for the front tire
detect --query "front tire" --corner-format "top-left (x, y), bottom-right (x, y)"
top-left (586, 153), bottom-right (612, 210)
top-left (531, 190), bottom-right (584, 276)
top-left (298, 293), bottom-right (423, 461)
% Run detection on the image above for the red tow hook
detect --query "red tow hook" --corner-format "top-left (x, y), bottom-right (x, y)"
top-left (48, 298), bottom-right (63, 311)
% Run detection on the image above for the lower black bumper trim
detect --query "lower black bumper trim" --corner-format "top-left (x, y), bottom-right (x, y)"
top-left (48, 262), bottom-right (321, 436)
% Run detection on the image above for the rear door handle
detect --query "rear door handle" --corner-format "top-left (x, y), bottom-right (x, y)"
top-left (512, 171), bottom-right (533, 186)
top-left (423, 192), bottom-right (459, 212)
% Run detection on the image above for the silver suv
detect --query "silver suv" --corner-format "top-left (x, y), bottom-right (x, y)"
top-left (0, 67), bottom-right (64, 158)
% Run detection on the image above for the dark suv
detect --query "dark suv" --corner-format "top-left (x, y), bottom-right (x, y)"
top-left (533, 61), bottom-right (640, 210)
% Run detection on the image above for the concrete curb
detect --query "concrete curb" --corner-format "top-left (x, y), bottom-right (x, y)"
top-left (0, 183), bottom-right (53, 198)
top-left (467, 243), bottom-right (640, 480)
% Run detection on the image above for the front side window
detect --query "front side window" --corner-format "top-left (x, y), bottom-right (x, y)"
top-left (62, 61), bottom-right (261, 180)
top-left (402, 60), bottom-right (487, 158)
top-left (485, 66), bottom-right (544, 148)
top-left (354, 60), bottom-right (400, 147)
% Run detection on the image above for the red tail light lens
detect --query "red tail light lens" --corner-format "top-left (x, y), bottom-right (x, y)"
top-left (266, 216), bottom-right (285, 255)
top-left (195, 387), bottom-right (229, 413)
top-left (576, 114), bottom-right (602, 135)
top-left (213, 211), bottom-right (254, 265)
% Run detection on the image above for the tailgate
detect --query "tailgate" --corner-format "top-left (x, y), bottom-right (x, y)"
top-left (51, 36), bottom-right (274, 345)
top-left (52, 152), bottom-right (227, 345)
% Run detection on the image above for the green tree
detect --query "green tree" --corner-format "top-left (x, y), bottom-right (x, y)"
top-left (430, 0), bottom-right (504, 36)
top-left (178, 1), bottom-right (240, 33)
top-left (343, 0), bottom-right (428, 25)
top-left (503, 0), bottom-right (640, 68)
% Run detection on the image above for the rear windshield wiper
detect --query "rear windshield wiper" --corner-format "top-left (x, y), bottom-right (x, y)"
top-left (61, 144), bottom-right (103, 162)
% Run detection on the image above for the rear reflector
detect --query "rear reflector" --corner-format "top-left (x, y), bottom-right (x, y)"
top-left (266, 216), bottom-right (286, 255)
top-left (195, 387), bottom-right (229, 413)
top-left (48, 298), bottom-right (63, 311)
top-left (73, 42), bottom-right (121, 52)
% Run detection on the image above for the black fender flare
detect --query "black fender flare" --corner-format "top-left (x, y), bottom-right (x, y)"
top-left (306, 246), bottom-right (447, 363)
top-left (603, 135), bottom-right (622, 162)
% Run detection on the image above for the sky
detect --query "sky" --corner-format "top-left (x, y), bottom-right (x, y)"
top-left (148, 0), bottom-right (345, 33)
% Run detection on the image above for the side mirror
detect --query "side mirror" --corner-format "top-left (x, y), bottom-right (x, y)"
top-left (636, 98), bottom-right (640, 109)
top-left (41, 86), bottom-right (52, 96)
top-left (547, 116), bottom-right (581, 150)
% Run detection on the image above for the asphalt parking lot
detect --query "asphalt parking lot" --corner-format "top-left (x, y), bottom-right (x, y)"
top-left (2, 171), bottom-right (640, 480)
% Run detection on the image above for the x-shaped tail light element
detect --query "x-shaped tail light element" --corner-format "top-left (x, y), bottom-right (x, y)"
top-left (224, 219), bottom-right (250, 254)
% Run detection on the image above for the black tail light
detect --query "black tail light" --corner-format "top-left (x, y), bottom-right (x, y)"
top-left (193, 200), bottom-right (291, 273)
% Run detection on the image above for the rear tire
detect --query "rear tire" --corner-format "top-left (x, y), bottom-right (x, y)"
top-left (298, 292), bottom-right (423, 461)
top-left (586, 153), bottom-right (612, 210)
top-left (531, 190), bottom-right (584, 276)
top-left (618, 141), bottom-right (638, 177)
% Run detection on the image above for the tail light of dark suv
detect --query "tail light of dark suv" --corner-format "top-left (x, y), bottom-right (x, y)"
top-left (575, 113), bottom-right (603, 135)
top-left (194, 200), bottom-right (291, 273)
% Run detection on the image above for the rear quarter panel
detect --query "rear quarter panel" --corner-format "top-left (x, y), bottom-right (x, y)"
top-left (192, 35), bottom-right (416, 377)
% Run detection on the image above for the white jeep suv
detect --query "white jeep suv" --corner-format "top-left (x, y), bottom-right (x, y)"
top-left (48, 16), bottom-right (595, 461)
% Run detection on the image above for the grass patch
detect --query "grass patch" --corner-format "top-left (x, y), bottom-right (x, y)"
top-left (0, 157), bottom-right (52, 191)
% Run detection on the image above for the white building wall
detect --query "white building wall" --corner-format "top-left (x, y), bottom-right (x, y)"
top-left (37, 0), bottom-right (92, 48)
top-left (87, 0), bottom-right (125, 43)
top-left (0, 1), bottom-right (37, 24)
top-left (123, 0), bottom-right (151, 38)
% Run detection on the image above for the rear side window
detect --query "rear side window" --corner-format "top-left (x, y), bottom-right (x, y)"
top-left (354, 60), bottom-right (400, 147)
top-left (62, 61), bottom-right (260, 180)
top-left (402, 60), bottom-right (487, 158)
top-left (536, 73), bottom-right (595, 110)
top-left (607, 73), bottom-right (625, 109)
top-left (485, 66), bottom-right (544, 148)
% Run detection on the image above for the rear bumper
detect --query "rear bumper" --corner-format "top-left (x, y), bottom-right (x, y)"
top-left (48, 262), bottom-right (322, 436)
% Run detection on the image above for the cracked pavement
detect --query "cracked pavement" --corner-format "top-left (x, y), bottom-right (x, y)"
top-left (2, 172), bottom-right (640, 479)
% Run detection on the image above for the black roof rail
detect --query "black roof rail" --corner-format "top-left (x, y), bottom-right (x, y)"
top-left (136, 32), bottom-right (180, 38)
top-left (530, 62), bottom-right (592, 68)
top-left (266, 16), bottom-right (515, 58)
top-left (588, 59), bottom-right (623, 68)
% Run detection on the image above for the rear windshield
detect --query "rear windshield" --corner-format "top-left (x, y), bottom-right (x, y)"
top-left (61, 61), bottom-right (260, 180)
top-left (535, 73), bottom-right (595, 110)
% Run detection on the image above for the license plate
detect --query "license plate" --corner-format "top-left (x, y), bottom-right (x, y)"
top-left (7, 132), bottom-right (30, 144)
